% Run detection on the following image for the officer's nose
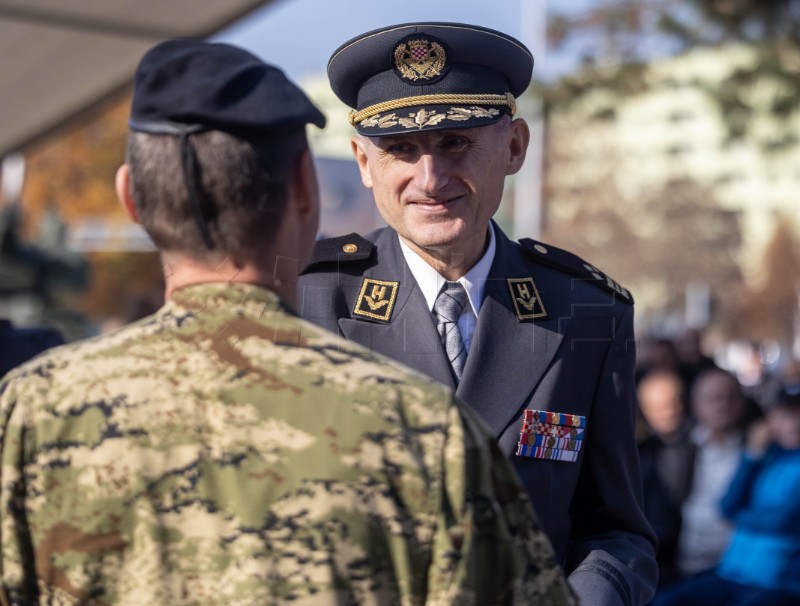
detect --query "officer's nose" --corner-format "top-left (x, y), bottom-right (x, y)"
top-left (415, 153), bottom-right (450, 197)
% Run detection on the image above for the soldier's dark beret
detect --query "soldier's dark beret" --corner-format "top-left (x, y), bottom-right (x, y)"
top-left (130, 39), bottom-right (325, 138)
top-left (328, 22), bottom-right (533, 136)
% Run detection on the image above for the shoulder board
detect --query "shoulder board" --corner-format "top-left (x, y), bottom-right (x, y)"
top-left (519, 238), bottom-right (634, 304)
top-left (304, 233), bottom-right (374, 269)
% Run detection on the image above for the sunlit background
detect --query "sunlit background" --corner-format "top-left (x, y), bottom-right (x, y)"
top-left (1, 0), bottom-right (799, 378)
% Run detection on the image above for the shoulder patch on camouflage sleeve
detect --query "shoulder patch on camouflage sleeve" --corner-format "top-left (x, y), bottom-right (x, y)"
top-left (303, 233), bottom-right (374, 271)
top-left (519, 238), bottom-right (634, 304)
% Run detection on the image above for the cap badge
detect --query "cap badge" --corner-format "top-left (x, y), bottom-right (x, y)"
top-left (353, 278), bottom-right (399, 323)
top-left (394, 38), bottom-right (446, 82)
top-left (507, 277), bottom-right (547, 321)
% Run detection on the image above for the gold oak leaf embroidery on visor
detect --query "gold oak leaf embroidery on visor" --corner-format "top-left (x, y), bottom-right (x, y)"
top-left (399, 109), bottom-right (447, 129)
top-left (447, 106), bottom-right (500, 121)
top-left (361, 107), bottom-right (501, 130)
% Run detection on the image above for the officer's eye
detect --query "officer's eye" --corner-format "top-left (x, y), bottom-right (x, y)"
top-left (383, 141), bottom-right (415, 155)
top-left (440, 136), bottom-right (469, 151)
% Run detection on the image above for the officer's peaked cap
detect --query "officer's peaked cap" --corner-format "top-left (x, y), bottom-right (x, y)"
top-left (328, 22), bottom-right (533, 136)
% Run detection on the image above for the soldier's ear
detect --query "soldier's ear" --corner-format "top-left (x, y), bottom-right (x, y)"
top-left (351, 136), bottom-right (374, 189)
top-left (115, 164), bottom-right (141, 224)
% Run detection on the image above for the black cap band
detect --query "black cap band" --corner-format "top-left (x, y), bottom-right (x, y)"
top-left (178, 132), bottom-right (214, 250)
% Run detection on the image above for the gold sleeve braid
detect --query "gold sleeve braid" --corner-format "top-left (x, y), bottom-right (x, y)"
top-left (349, 92), bottom-right (516, 126)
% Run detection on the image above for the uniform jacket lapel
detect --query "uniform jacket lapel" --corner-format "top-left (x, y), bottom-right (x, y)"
top-left (338, 229), bottom-right (456, 390)
top-left (456, 225), bottom-right (566, 437)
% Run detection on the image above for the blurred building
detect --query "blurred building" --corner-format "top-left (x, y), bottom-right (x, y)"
top-left (302, 46), bottom-right (800, 276)
top-left (546, 45), bottom-right (800, 284)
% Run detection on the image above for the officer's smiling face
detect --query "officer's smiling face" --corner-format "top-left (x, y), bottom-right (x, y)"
top-left (352, 117), bottom-right (529, 268)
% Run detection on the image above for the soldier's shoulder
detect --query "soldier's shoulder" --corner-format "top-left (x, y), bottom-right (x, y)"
top-left (296, 313), bottom-right (450, 390)
top-left (302, 233), bottom-right (375, 273)
top-left (3, 316), bottom-right (164, 387)
top-left (518, 238), bottom-right (634, 304)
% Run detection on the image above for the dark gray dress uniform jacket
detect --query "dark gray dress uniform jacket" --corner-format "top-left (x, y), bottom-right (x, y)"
top-left (299, 223), bottom-right (658, 606)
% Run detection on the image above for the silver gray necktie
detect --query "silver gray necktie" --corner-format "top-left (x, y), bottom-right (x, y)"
top-left (433, 281), bottom-right (468, 381)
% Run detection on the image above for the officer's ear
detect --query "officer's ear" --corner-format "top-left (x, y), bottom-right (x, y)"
top-left (115, 164), bottom-right (141, 224)
top-left (288, 148), bottom-right (319, 224)
top-left (505, 118), bottom-right (530, 176)
top-left (351, 135), bottom-right (373, 189)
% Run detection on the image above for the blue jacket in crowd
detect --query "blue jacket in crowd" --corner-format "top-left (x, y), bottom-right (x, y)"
top-left (717, 443), bottom-right (800, 596)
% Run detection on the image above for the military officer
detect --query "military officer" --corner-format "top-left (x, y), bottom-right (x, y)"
top-left (299, 22), bottom-right (658, 606)
top-left (0, 39), bottom-right (575, 605)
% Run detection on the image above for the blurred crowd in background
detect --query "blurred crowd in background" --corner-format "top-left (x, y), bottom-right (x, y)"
top-left (636, 328), bottom-right (800, 604)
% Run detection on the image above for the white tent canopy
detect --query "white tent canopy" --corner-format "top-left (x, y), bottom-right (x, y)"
top-left (0, 0), bottom-right (274, 157)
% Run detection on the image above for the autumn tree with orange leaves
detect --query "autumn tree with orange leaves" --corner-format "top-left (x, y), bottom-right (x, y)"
top-left (738, 218), bottom-right (800, 347)
top-left (23, 92), bottom-right (130, 230)
top-left (18, 90), bottom-right (164, 331)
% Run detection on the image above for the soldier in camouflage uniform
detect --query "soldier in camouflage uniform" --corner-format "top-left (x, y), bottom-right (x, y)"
top-left (0, 40), bottom-right (575, 605)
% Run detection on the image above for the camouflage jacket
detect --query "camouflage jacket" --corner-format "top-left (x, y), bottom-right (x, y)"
top-left (0, 283), bottom-right (575, 606)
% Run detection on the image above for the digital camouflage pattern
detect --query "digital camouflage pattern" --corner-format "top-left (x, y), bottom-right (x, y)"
top-left (0, 283), bottom-right (575, 606)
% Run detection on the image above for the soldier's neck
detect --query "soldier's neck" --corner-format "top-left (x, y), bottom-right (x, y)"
top-left (160, 251), bottom-right (299, 308)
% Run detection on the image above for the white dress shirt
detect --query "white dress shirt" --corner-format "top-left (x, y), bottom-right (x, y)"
top-left (398, 223), bottom-right (496, 353)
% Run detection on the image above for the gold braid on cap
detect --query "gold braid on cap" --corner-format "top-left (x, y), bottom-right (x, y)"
top-left (349, 92), bottom-right (516, 126)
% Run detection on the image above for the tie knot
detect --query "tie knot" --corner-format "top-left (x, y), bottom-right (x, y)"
top-left (433, 281), bottom-right (468, 321)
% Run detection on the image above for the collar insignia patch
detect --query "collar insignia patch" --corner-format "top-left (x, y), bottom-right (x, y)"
top-left (507, 277), bottom-right (547, 320)
top-left (353, 278), bottom-right (399, 323)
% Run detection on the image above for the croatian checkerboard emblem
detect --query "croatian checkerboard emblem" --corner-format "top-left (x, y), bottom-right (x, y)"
top-left (353, 278), bottom-right (399, 322)
top-left (507, 277), bottom-right (547, 320)
top-left (394, 37), bottom-right (447, 82)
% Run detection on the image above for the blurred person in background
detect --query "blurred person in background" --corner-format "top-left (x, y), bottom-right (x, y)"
top-left (676, 368), bottom-right (753, 578)
top-left (737, 355), bottom-right (800, 413)
top-left (735, 340), bottom-right (782, 413)
top-left (0, 39), bottom-right (575, 605)
top-left (0, 318), bottom-right (62, 377)
top-left (675, 327), bottom-right (718, 397)
top-left (780, 357), bottom-right (800, 397)
top-left (634, 336), bottom-right (681, 387)
top-left (652, 387), bottom-right (800, 606)
top-left (636, 369), bottom-right (696, 588)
